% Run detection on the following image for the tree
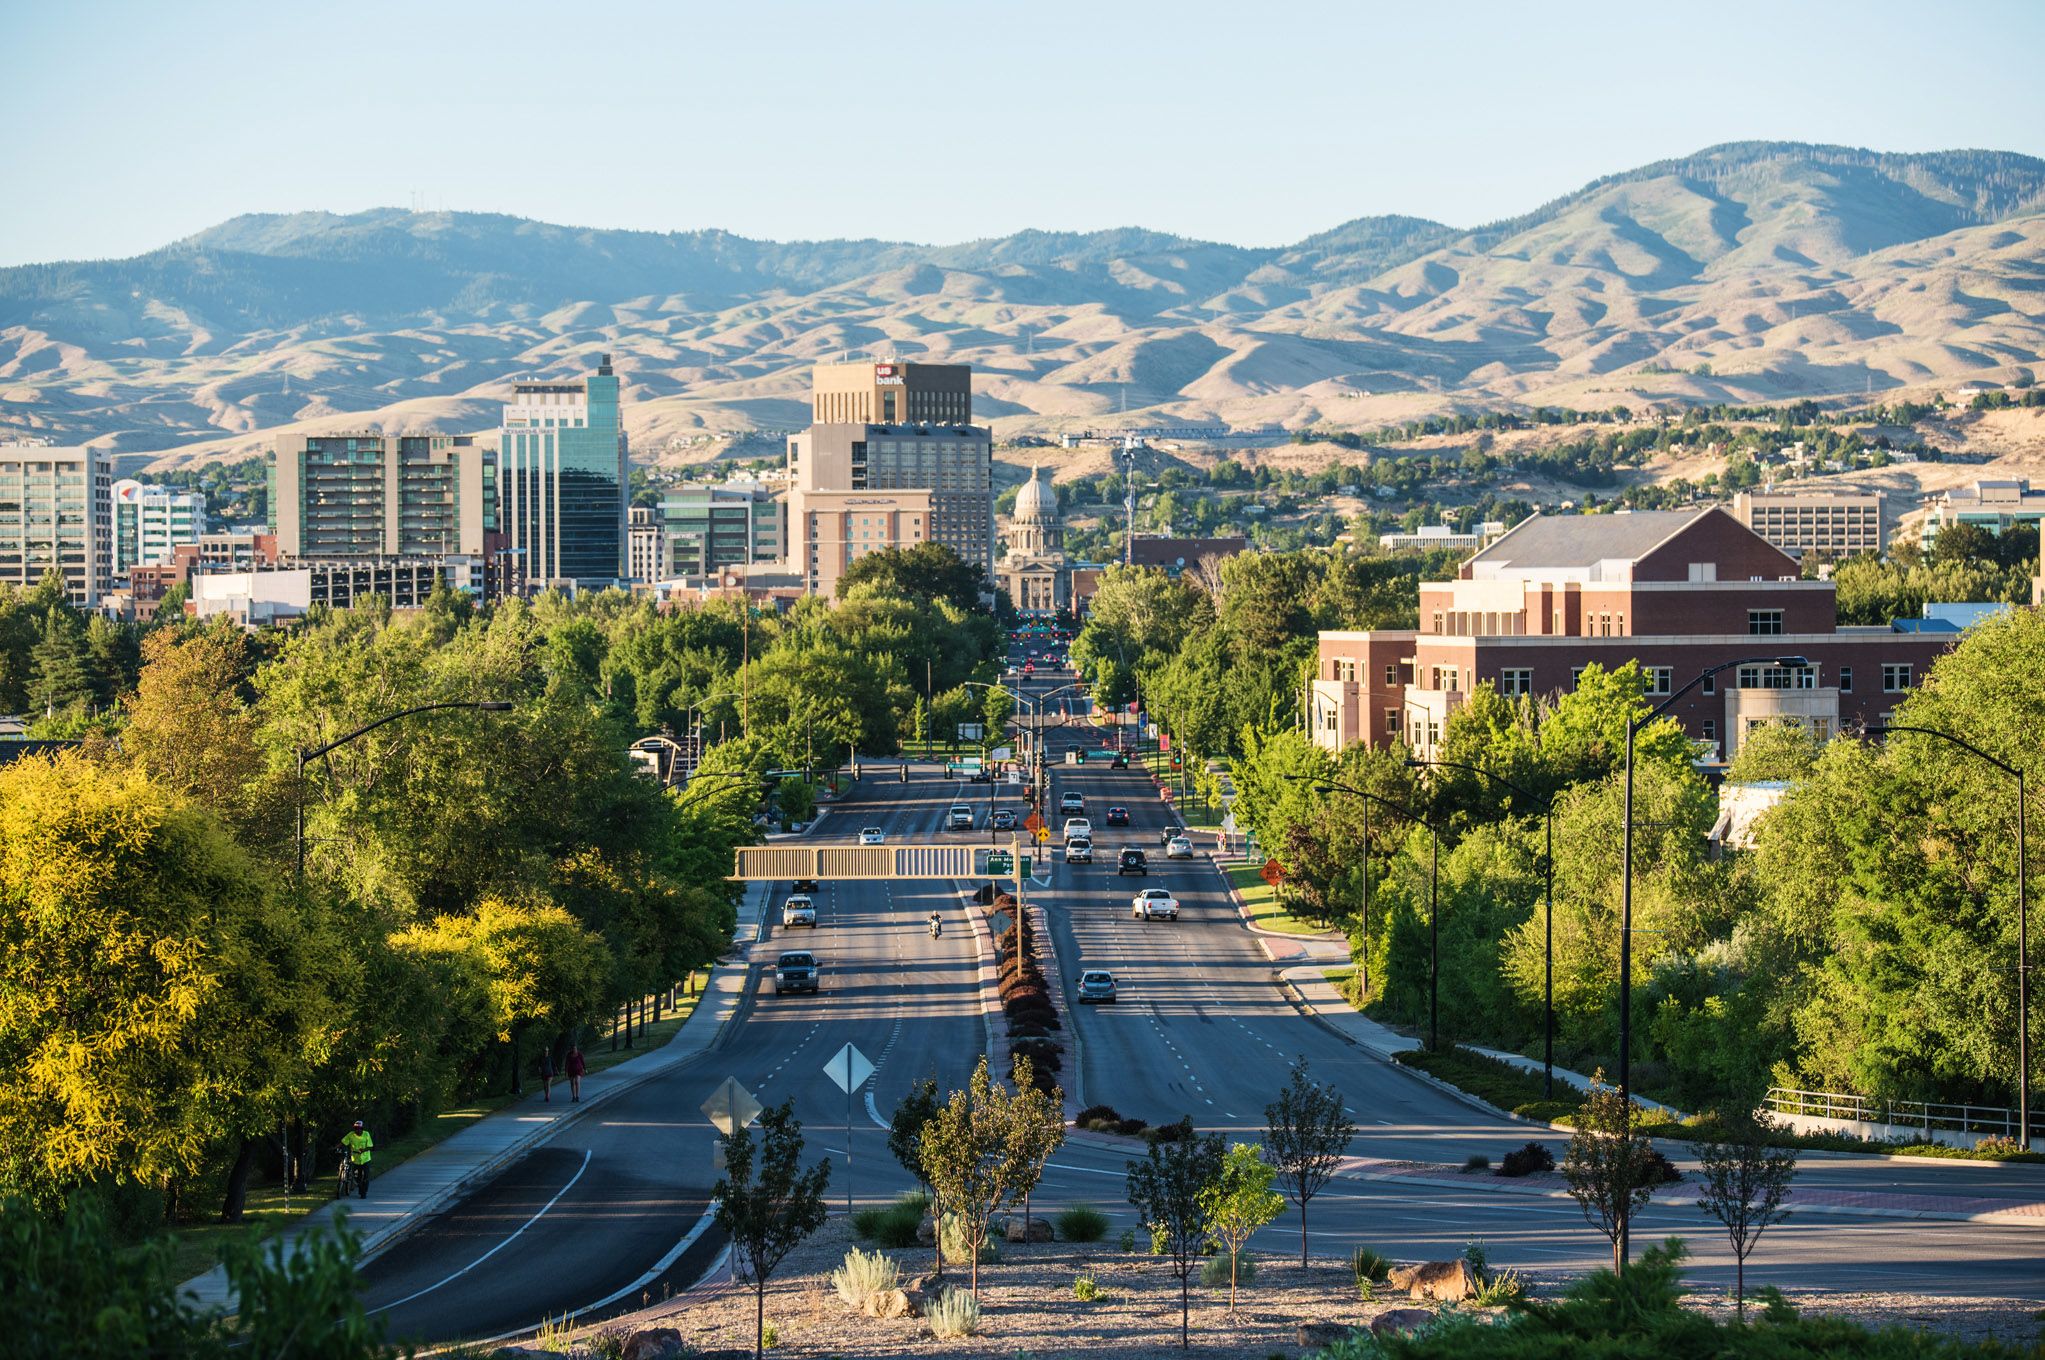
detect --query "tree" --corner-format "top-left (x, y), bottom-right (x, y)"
top-left (713, 1099), bottom-right (830, 1360)
top-left (27, 605), bottom-right (92, 717)
top-left (1562, 1074), bottom-right (1658, 1272)
top-left (0, 752), bottom-right (339, 1214)
top-left (1004, 1054), bottom-right (1066, 1239)
top-left (918, 1056), bottom-right (1022, 1297)
top-left (888, 1076), bottom-right (942, 1218)
top-left (1725, 718), bottom-right (1820, 784)
top-left (1262, 1058), bottom-right (1355, 1268)
top-left (1125, 1118), bottom-right (1224, 1349)
top-left (775, 775), bottom-right (816, 825)
top-left (1694, 1111), bottom-right (1798, 1317)
top-left (837, 541), bottom-right (987, 613)
top-left (1199, 1142), bottom-right (1283, 1309)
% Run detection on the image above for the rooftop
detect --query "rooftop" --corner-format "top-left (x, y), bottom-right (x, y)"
top-left (1468, 509), bottom-right (1708, 570)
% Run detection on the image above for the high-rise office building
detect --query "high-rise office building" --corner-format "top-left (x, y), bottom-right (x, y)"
top-left (499, 355), bottom-right (627, 588)
top-left (271, 433), bottom-right (494, 560)
top-left (810, 361), bottom-right (972, 425)
top-left (111, 479), bottom-right (207, 575)
top-left (657, 482), bottom-right (786, 578)
top-left (0, 444), bottom-right (113, 604)
top-left (786, 361), bottom-right (992, 595)
top-left (1733, 490), bottom-right (1884, 559)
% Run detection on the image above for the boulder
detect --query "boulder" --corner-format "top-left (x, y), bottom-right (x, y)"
top-left (620, 1330), bottom-right (686, 1360)
top-left (864, 1288), bottom-right (913, 1319)
top-left (1295, 1321), bottom-right (1356, 1348)
top-left (1372, 1308), bottom-right (1436, 1336)
top-left (902, 1275), bottom-right (939, 1317)
top-left (1004, 1215), bottom-right (1054, 1243)
top-left (1386, 1259), bottom-right (1477, 1302)
top-left (916, 1215), bottom-right (938, 1246)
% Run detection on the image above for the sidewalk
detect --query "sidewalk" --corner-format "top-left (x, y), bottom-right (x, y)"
top-left (180, 878), bottom-right (778, 1311)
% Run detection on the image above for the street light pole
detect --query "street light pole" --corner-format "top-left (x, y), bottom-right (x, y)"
top-left (1409, 756), bottom-right (1557, 1099)
top-left (295, 700), bottom-right (514, 883)
top-left (1862, 723), bottom-right (2030, 1149)
top-left (1303, 777), bottom-right (1440, 1047)
top-left (1619, 652), bottom-right (1807, 1268)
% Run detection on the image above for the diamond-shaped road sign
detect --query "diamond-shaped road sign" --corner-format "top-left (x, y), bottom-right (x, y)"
top-left (824, 1042), bottom-right (875, 1095)
top-left (700, 1076), bottom-right (763, 1137)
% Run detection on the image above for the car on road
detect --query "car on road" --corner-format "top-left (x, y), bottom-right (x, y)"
top-left (1065, 836), bottom-right (1093, 863)
top-left (1062, 817), bottom-right (1091, 840)
top-left (992, 808), bottom-right (1016, 831)
top-left (859, 827), bottom-right (886, 845)
top-left (1060, 792), bottom-right (1085, 814)
top-left (1117, 848), bottom-right (1148, 876)
top-left (774, 950), bottom-right (820, 994)
top-left (1159, 824), bottom-right (1186, 847)
top-left (781, 895), bottom-right (817, 928)
top-left (1022, 662), bottom-right (1035, 676)
top-left (1077, 969), bottom-right (1118, 1004)
top-left (793, 877), bottom-right (821, 894)
top-left (1165, 835), bottom-right (1194, 860)
top-left (947, 805), bottom-right (975, 830)
top-left (1105, 806), bottom-right (1129, 826)
top-left (969, 768), bottom-right (993, 783)
top-left (1131, 887), bottom-right (1180, 921)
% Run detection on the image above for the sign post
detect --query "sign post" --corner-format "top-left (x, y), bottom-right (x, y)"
top-left (823, 1043), bottom-right (875, 1217)
top-left (701, 1076), bottom-right (763, 1171)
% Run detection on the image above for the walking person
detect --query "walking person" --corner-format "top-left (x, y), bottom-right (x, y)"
top-left (340, 1119), bottom-right (374, 1199)
top-left (538, 1045), bottom-right (556, 1103)
top-left (565, 1043), bottom-right (586, 1103)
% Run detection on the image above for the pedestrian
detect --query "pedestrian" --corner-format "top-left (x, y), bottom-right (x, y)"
top-left (538, 1045), bottom-right (556, 1103)
top-left (566, 1043), bottom-right (586, 1103)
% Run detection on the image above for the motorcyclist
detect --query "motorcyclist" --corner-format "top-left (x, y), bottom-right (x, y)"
top-left (928, 911), bottom-right (942, 937)
top-left (339, 1119), bottom-right (374, 1198)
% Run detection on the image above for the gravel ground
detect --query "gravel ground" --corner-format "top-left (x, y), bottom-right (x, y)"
top-left (565, 1219), bottom-right (2044, 1358)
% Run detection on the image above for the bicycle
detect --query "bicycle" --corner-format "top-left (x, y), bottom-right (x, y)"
top-left (334, 1147), bottom-right (369, 1200)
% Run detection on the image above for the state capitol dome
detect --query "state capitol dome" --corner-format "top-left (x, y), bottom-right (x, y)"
top-left (1013, 465), bottom-right (1058, 521)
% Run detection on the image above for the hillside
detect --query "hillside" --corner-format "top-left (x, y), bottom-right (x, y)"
top-left (0, 141), bottom-right (2041, 470)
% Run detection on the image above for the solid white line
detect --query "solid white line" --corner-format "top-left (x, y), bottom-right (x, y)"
top-left (573, 1202), bottom-right (721, 1313)
top-left (370, 1148), bottom-right (593, 1316)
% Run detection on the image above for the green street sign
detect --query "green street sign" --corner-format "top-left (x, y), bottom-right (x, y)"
top-left (1019, 855), bottom-right (1033, 877)
top-left (987, 851), bottom-right (1014, 875)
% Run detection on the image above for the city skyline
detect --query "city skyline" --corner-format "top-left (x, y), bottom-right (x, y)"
top-left (4, 0), bottom-right (2044, 267)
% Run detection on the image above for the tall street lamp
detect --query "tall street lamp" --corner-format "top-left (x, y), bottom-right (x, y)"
top-left (1410, 756), bottom-right (1558, 1099)
top-left (296, 700), bottom-right (514, 882)
top-left (1305, 777), bottom-right (1441, 1048)
top-left (1619, 652), bottom-right (1807, 1266)
top-left (1860, 722), bottom-right (2030, 1150)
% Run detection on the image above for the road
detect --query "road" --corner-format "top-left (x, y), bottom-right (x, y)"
top-left (357, 659), bottom-right (2045, 1345)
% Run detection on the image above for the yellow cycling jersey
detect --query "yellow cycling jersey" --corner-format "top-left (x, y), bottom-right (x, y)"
top-left (342, 1129), bottom-right (374, 1164)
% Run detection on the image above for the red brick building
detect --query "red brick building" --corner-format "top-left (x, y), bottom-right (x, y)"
top-left (1312, 508), bottom-right (1960, 763)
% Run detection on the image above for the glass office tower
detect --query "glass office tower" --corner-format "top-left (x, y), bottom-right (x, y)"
top-left (500, 354), bottom-right (626, 588)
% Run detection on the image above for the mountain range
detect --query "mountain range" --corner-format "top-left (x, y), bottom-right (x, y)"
top-left (2, 140), bottom-right (2042, 470)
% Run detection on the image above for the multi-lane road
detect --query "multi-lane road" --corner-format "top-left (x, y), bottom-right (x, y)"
top-left (360, 663), bottom-right (2045, 1346)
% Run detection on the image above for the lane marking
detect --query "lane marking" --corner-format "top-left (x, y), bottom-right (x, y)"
top-left (370, 1148), bottom-right (593, 1316)
top-left (462, 1201), bottom-right (722, 1346)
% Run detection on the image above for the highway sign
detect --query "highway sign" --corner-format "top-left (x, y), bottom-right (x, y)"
top-left (1033, 826), bottom-right (1050, 843)
top-left (990, 745), bottom-right (1013, 761)
top-left (987, 851), bottom-right (1014, 875)
top-left (700, 1076), bottom-right (762, 1137)
top-left (823, 1042), bottom-right (875, 1094)
top-left (1022, 811), bottom-right (1044, 834)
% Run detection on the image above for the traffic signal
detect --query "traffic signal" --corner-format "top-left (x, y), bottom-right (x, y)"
top-left (1075, 750), bottom-right (1086, 764)
top-left (1170, 751), bottom-right (1182, 769)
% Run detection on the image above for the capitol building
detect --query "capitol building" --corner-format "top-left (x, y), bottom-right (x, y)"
top-left (996, 465), bottom-right (1070, 615)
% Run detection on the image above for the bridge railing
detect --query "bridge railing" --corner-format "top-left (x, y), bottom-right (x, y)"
top-left (1764, 1086), bottom-right (2039, 1140)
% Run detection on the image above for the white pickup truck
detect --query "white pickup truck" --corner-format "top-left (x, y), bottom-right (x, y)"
top-left (1131, 887), bottom-right (1180, 921)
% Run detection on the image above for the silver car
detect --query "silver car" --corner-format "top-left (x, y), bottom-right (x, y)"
top-left (1077, 969), bottom-right (1117, 1004)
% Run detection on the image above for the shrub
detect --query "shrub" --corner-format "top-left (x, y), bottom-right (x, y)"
top-left (1075, 1104), bottom-right (1123, 1127)
top-left (1462, 1237), bottom-right (1489, 1277)
top-left (1200, 1252), bottom-right (1255, 1288)
top-left (1116, 1117), bottom-right (1147, 1136)
top-left (1351, 1245), bottom-right (1392, 1284)
top-left (852, 1192), bottom-right (927, 1248)
top-left (1073, 1270), bottom-right (1104, 1302)
top-left (926, 1286), bottom-right (982, 1339)
top-left (1462, 1153), bottom-right (1491, 1173)
top-left (1499, 1141), bottom-right (1555, 1178)
top-left (1010, 1020), bottom-right (1052, 1039)
top-left (1471, 1268), bottom-right (1527, 1307)
top-left (761, 1320), bottom-right (779, 1349)
top-left (1117, 1228), bottom-right (1138, 1253)
top-left (585, 1327), bottom-right (630, 1360)
top-left (1645, 1147), bottom-right (1683, 1184)
top-left (1974, 1134), bottom-right (2026, 1157)
top-left (1055, 1205), bottom-right (1110, 1242)
top-left (1144, 1121), bottom-right (1189, 1145)
top-left (939, 1211), bottom-right (999, 1265)
top-left (831, 1247), bottom-right (902, 1310)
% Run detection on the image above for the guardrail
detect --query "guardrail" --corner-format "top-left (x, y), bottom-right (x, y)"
top-left (1765, 1086), bottom-right (2040, 1140)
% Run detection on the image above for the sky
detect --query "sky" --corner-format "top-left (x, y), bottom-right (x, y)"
top-left (4, 0), bottom-right (2043, 267)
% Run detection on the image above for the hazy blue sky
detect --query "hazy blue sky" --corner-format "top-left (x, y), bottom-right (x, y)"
top-left (5, 0), bottom-right (2042, 266)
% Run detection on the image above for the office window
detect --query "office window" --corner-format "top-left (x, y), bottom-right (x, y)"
top-left (1646, 666), bottom-right (1673, 696)
top-left (1569, 666), bottom-right (1585, 691)
top-left (1882, 663), bottom-right (1912, 692)
top-left (1701, 719), bottom-right (1716, 742)
top-left (1384, 663), bottom-right (1398, 687)
top-left (1384, 708), bottom-right (1400, 734)
top-left (1838, 666), bottom-right (1852, 693)
top-left (1702, 673), bottom-right (1715, 696)
top-left (1431, 610), bottom-right (1444, 634)
top-left (1748, 609), bottom-right (1784, 635)
top-left (1501, 668), bottom-right (1533, 697)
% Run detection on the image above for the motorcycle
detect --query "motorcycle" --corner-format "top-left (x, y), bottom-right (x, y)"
top-left (928, 917), bottom-right (943, 938)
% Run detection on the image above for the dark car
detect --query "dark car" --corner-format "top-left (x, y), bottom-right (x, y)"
top-left (1105, 806), bottom-right (1130, 827)
top-left (1159, 824), bottom-right (1186, 847)
top-left (969, 768), bottom-right (994, 783)
top-left (1117, 848), bottom-right (1148, 876)
top-left (792, 878), bottom-right (821, 895)
top-left (774, 950), bottom-right (820, 995)
top-left (992, 808), bottom-right (1016, 831)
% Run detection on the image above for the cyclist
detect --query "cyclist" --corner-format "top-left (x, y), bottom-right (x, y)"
top-left (340, 1120), bottom-right (374, 1198)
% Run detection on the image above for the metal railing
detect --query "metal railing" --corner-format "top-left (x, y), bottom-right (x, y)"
top-left (1766, 1086), bottom-right (2040, 1140)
